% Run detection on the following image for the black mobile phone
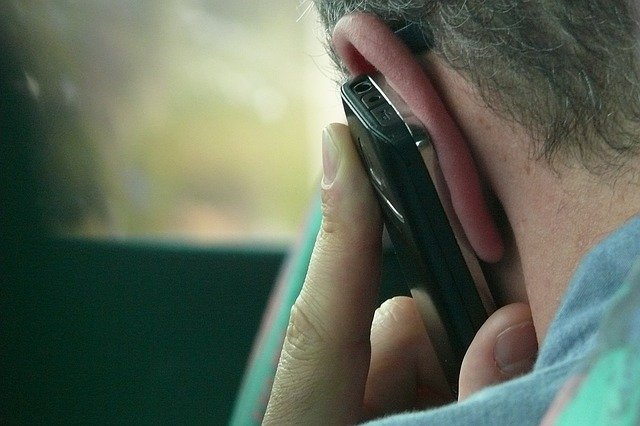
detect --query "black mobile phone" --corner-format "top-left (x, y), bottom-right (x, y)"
top-left (341, 74), bottom-right (495, 395)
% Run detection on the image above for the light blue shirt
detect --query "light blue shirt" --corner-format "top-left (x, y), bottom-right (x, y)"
top-left (366, 216), bottom-right (640, 425)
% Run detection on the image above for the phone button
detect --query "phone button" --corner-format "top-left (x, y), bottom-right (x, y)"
top-left (371, 104), bottom-right (400, 127)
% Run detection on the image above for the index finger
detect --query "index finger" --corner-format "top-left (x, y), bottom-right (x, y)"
top-left (263, 123), bottom-right (383, 425)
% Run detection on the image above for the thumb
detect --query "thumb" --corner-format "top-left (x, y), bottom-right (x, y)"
top-left (458, 303), bottom-right (538, 400)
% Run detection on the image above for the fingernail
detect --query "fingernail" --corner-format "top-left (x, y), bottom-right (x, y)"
top-left (494, 321), bottom-right (537, 375)
top-left (322, 127), bottom-right (339, 188)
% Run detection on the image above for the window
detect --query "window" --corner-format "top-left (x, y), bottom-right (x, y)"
top-left (5, 0), bottom-right (342, 244)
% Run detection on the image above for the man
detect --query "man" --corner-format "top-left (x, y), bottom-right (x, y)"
top-left (265, 1), bottom-right (640, 424)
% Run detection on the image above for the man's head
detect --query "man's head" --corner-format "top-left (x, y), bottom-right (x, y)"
top-left (314, 0), bottom-right (640, 174)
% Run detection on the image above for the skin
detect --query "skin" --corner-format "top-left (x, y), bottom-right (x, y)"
top-left (264, 12), bottom-right (640, 425)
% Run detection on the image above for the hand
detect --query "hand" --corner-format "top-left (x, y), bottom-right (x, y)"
top-left (263, 123), bottom-right (538, 425)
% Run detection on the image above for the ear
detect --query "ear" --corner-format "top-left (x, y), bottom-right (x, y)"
top-left (332, 13), bottom-right (503, 262)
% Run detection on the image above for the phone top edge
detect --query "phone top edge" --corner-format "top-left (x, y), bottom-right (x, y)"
top-left (342, 74), bottom-right (434, 151)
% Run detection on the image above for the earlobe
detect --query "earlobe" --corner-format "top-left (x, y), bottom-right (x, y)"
top-left (332, 13), bottom-right (504, 263)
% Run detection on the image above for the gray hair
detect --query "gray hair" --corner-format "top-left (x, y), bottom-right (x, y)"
top-left (313, 0), bottom-right (640, 173)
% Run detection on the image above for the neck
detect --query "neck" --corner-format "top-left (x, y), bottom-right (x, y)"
top-left (495, 153), bottom-right (640, 340)
top-left (470, 106), bottom-right (640, 340)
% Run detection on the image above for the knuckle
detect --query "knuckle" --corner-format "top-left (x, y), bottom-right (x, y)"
top-left (373, 296), bottom-right (416, 329)
top-left (320, 192), bottom-right (339, 236)
top-left (282, 301), bottom-right (329, 363)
